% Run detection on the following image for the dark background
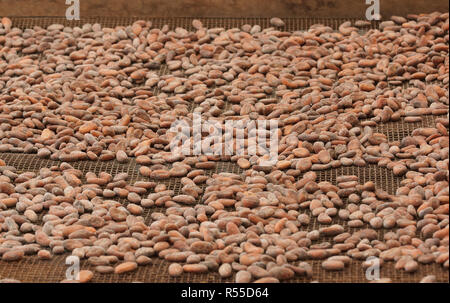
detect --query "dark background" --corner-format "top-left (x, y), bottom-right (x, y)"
top-left (0, 0), bottom-right (448, 18)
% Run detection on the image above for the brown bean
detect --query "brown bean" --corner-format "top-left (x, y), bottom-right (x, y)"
top-left (237, 158), bottom-right (251, 169)
top-left (270, 17), bottom-right (285, 27)
top-left (218, 263), bottom-right (232, 278)
top-left (95, 266), bottom-right (114, 274)
top-left (78, 270), bottom-right (94, 283)
top-left (268, 266), bottom-right (294, 280)
top-left (235, 270), bottom-right (252, 283)
top-left (182, 264), bottom-right (209, 274)
top-left (168, 263), bottom-right (183, 277)
top-left (2, 250), bottom-right (24, 262)
top-left (37, 250), bottom-right (52, 260)
top-left (322, 260), bottom-right (345, 271)
top-left (114, 262), bottom-right (138, 274)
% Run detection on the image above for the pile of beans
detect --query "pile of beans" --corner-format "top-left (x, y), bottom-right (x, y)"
top-left (0, 12), bottom-right (448, 283)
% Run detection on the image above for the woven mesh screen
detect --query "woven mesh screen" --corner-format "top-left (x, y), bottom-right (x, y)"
top-left (0, 147), bottom-right (448, 283)
top-left (9, 16), bottom-right (380, 31)
top-left (0, 16), bottom-right (448, 283)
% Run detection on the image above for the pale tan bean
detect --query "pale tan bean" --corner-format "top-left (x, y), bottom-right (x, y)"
top-left (114, 262), bottom-right (138, 274)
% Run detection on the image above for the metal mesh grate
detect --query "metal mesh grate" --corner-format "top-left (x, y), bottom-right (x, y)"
top-left (0, 254), bottom-right (447, 283)
top-left (0, 16), bottom-right (448, 283)
top-left (368, 115), bottom-right (447, 142)
top-left (0, 152), bottom-right (448, 283)
top-left (9, 16), bottom-right (381, 31)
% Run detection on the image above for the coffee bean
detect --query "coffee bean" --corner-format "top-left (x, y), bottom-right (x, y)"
top-left (320, 225), bottom-right (345, 237)
top-left (420, 275), bottom-right (437, 283)
top-left (78, 270), bottom-right (94, 283)
top-left (173, 195), bottom-right (196, 205)
top-left (114, 262), bottom-right (138, 274)
top-left (235, 270), bottom-right (252, 283)
top-left (218, 263), bottom-right (232, 278)
top-left (95, 266), bottom-right (114, 274)
top-left (247, 265), bottom-right (270, 279)
top-left (183, 264), bottom-right (209, 274)
top-left (168, 263), bottom-right (183, 277)
top-left (37, 250), bottom-right (51, 260)
top-left (237, 158), bottom-right (250, 169)
top-left (322, 259), bottom-right (345, 271)
top-left (270, 17), bottom-right (285, 27)
top-left (404, 260), bottom-right (419, 273)
top-left (2, 250), bottom-right (24, 261)
top-left (116, 151), bottom-right (128, 163)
